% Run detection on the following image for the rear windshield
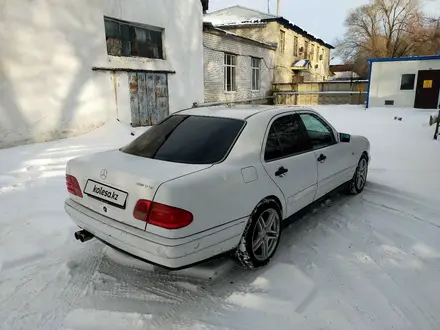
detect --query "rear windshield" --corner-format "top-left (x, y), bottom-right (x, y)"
top-left (121, 115), bottom-right (245, 164)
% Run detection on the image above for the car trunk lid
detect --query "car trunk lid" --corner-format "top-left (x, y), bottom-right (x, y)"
top-left (66, 149), bottom-right (211, 229)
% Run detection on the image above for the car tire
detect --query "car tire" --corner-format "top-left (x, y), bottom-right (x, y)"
top-left (346, 154), bottom-right (369, 195)
top-left (235, 199), bottom-right (282, 269)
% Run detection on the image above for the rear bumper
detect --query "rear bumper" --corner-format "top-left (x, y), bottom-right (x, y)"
top-left (64, 198), bottom-right (246, 269)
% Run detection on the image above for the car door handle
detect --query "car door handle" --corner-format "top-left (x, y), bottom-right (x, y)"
top-left (275, 166), bottom-right (288, 177)
top-left (317, 154), bottom-right (327, 163)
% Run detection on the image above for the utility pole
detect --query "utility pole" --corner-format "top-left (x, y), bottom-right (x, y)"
top-left (277, 0), bottom-right (280, 15)
top-left (267, 0), bottom-right (270, 14)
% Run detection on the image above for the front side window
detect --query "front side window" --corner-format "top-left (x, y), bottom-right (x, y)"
top-left (224, 53), bottom-right (237, 92)
top-left (400, 74), bottom-right (415, 90)
top-left (299, 113), bottom-right (336, 149)
top-left (121, 115), bottom-right (244, 164)
top-left (264, 114), bottom-right (311, 162)
top-left (251, 57), bottom-right (261, 90)
top-left (104, 17), bottom-right (163, 59)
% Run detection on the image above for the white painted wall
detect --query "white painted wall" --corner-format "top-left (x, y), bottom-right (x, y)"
top-left (0, 0), bottom-right (204, 148)
top-left (368, 59), bottom-right (440, 108)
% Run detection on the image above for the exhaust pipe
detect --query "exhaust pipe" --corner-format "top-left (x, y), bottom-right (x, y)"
top-left (74, 230), bottom-right (94, 243)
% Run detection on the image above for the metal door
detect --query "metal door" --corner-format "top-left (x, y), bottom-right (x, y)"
top-left (414, 70), bottom-right (440, 109)
top-left (129, 72), bottom-right (169, 126)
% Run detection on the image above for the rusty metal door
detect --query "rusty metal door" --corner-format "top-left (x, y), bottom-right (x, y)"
top-left (129, 72), bottom-right (169, 126)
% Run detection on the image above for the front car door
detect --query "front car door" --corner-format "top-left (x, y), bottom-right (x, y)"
top-left (298, 112), bottom-right (354, 199)
top-left (262, 113), bottom-right (318, 218)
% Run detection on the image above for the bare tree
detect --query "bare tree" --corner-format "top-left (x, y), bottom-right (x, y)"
top-left (335, 0), bottom-right (438, 75)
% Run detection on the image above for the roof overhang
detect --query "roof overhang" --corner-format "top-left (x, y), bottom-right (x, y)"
top-left (203, 23), bottom-right (277, 50)
top-left (266, 17), bottom-right (334, 49)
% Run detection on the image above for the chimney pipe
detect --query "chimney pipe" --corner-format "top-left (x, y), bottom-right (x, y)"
top-left (277, 0), bottom-right (280, 15)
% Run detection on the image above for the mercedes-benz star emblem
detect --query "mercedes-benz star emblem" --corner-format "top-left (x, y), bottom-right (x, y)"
top-left (100, 169), bottom-right (108, 180)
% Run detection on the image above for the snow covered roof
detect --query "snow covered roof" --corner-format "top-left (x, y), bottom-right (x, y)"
top-left (367, 54), bottom-right (440, 63)
top-left (204, 5), bottom-right (334, 49)
top-left (204, 5), bottom-right (279, 26)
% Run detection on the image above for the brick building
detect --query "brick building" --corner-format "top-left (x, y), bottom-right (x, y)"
top-left (203, 23), bottom-right (276, 103)
top-left (204, 6), bottom-right (334, 84)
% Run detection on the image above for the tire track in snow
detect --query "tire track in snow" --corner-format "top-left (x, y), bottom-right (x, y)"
top-left (150, 194), bottom-right (356, 329)
top-left (1, 243), bottom-right (104, 330)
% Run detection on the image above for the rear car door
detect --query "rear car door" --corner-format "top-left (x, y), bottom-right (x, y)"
top-left (298, 112), bottom-right (352, 199)
top-left (262, 113), bottom-right (318, 218)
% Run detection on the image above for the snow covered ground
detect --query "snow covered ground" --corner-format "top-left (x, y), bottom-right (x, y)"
top-left (1, 105), bottom-right (440, 330)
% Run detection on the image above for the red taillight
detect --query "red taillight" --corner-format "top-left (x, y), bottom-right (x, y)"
top-left (133, 200), bottom-right (152, 222)
top-left (66, 174), bottom-right (83, 198)
top-left (133, 200), bottom-right (193, 230)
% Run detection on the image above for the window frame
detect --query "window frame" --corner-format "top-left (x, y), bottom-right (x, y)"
top-left (262, 113), bottom-right (314, 163)
top-left (224, 53), bottom-right (237, 92)
top-left (297, 112), bottom-right (338, 150)
top-left (400, 73), bottom-right (416, 91)
top-left (304, 41), bottom-right (309, 59)
top-left (293, 36), bottom-right (298, 57)
top-left (104, 16), bottom-right (164, 60)
top-left (251, 57), bottom-right (261, 91)
top-left (280, 30), bottom-right (286, 54)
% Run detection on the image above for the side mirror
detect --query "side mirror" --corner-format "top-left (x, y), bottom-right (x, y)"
top-left (339, 133), bottom-right (351, 143)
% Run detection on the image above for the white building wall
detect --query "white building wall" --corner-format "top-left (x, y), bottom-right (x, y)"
top-left (0, 0), bottom-right (204, 148)
top-left (368, 59), bottom-right (440, 108)
top-left (203, 30), bottom-right (275, 103)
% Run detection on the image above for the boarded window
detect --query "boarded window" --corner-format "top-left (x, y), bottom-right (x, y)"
top-left (104, 17), bottom-right (163, 59)
top-left (224, 53), bottom-right (237, 92)
top-left (400, 74), bottom-right (415, 90)
top-left (251, 57), bottom-right (261, 91)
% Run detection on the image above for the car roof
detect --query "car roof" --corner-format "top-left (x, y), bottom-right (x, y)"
top-left (177, 105), bottom-right (315, 120)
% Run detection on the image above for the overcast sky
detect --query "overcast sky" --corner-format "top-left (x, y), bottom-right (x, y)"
top-left (209, 0), bottom-right (440, 57)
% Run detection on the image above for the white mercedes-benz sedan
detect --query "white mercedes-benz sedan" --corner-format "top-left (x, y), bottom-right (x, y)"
top-left (65, 105), bottom-right (370, 269)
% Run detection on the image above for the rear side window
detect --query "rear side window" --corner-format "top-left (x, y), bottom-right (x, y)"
top-left (264, 114), bottom-right (311, 161)
top-left (121, 115), bottom-right (244, 164)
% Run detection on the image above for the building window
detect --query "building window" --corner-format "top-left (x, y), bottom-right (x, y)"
top-left (311, 44), bottom-right (315, 61)
top-left (104, 17), bottom-right (163, 59)
top-left (280, 30), bottom-right (285, 53)
top-left (304, 41), bottom-right (309, 59)
top-left (400, 74), bottom-right (416, 90)
top-left (224, 53), bottom-right (237, 92)
top-left (251, 57), bottom-right (261, 91)
top-left (293, 36), bottom-right (298, 57)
